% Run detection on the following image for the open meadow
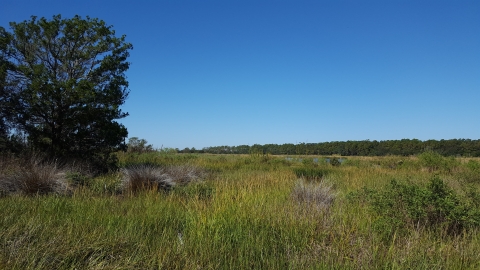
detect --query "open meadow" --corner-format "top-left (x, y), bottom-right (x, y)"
top-left (1, 152), bottom-right (480, 269)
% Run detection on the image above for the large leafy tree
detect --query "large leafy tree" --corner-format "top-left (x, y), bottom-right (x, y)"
top-left (0, 15), bottom-right (132, 170)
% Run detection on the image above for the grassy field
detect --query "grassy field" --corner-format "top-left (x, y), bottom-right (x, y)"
top-left (1, 152), bottom-right (480, 269)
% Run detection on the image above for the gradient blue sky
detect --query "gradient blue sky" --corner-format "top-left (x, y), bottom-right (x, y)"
top-left (1, 0), bottom-right (479, 149)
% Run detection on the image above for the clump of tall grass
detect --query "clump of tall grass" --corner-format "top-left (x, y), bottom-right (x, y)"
top-left (0, 155), bottom-right (72, 196)
top-left (292, 179), bottom-right (336, 212)
top-left (121, 164), bottom-right (205, 193)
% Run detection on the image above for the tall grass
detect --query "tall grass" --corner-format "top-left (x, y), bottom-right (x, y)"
top-left (1, 153), bottom-right (480, 269)
top-left (0, 155), bottom-right (74, 196)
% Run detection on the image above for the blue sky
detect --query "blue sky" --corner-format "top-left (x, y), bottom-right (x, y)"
top-left (1, 0), bottom-right (479, 149)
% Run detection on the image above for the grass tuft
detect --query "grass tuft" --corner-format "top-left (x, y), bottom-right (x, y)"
top-left (121, 164), bottom-right (205, 193)
top-left (0, 156), bottom-right (71, 196)
top-left (291, 178), bottom-right (336, 211)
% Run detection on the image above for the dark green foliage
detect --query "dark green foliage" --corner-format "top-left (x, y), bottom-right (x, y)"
top-left (0, 28), bottom-right (16, 152)
top-left (202, 139), bottom-right (480, 157)
top-left (0, 15), bottom-right (132, 172)
top-left (354, 177), bottom-right (480, 240)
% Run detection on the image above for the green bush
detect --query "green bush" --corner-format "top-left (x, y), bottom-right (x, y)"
top-left (418, 151), bottom-right (459, 172)
top-left (355, 177), bottom-right (480, 241)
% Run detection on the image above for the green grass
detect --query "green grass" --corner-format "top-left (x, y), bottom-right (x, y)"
top-left (1, 153), bottom-right (480, 269)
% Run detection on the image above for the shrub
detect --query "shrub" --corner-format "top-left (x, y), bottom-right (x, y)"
top-left (418, 151), bottom-right (459, 172)
top-left (126, 137), bottom-right (154, 153)
top-left (358, 177), bottom-right (480, 240)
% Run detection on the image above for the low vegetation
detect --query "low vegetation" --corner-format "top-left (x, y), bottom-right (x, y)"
top-left (1, 152), bottom-right (480, 269)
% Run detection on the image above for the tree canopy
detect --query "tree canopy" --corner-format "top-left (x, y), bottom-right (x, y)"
top-left (0, 15), bottom-right (132, 171)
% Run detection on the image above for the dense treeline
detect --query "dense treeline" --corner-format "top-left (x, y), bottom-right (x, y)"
top-left (191, 139), bottom-right (480, 157)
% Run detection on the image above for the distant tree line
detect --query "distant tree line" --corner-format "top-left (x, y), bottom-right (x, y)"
top-left (187, 139), bottom-right (480, 157)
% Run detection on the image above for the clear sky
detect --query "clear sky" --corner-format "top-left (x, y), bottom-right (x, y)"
top-left (1, 0), bottom-right (479, 149)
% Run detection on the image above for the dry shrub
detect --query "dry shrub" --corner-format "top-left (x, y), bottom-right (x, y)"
top-left (0, 155), bottom-right (71, 196)
top-left (121, 164), bottom-right (205, 193)
top-left (292, 179), bottom-right (336, 212)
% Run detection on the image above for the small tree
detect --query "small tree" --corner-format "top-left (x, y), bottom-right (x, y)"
top-left (0, 15), bottom-right (132, 171)
top-left (127, 137), bottom-right (153, 153)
